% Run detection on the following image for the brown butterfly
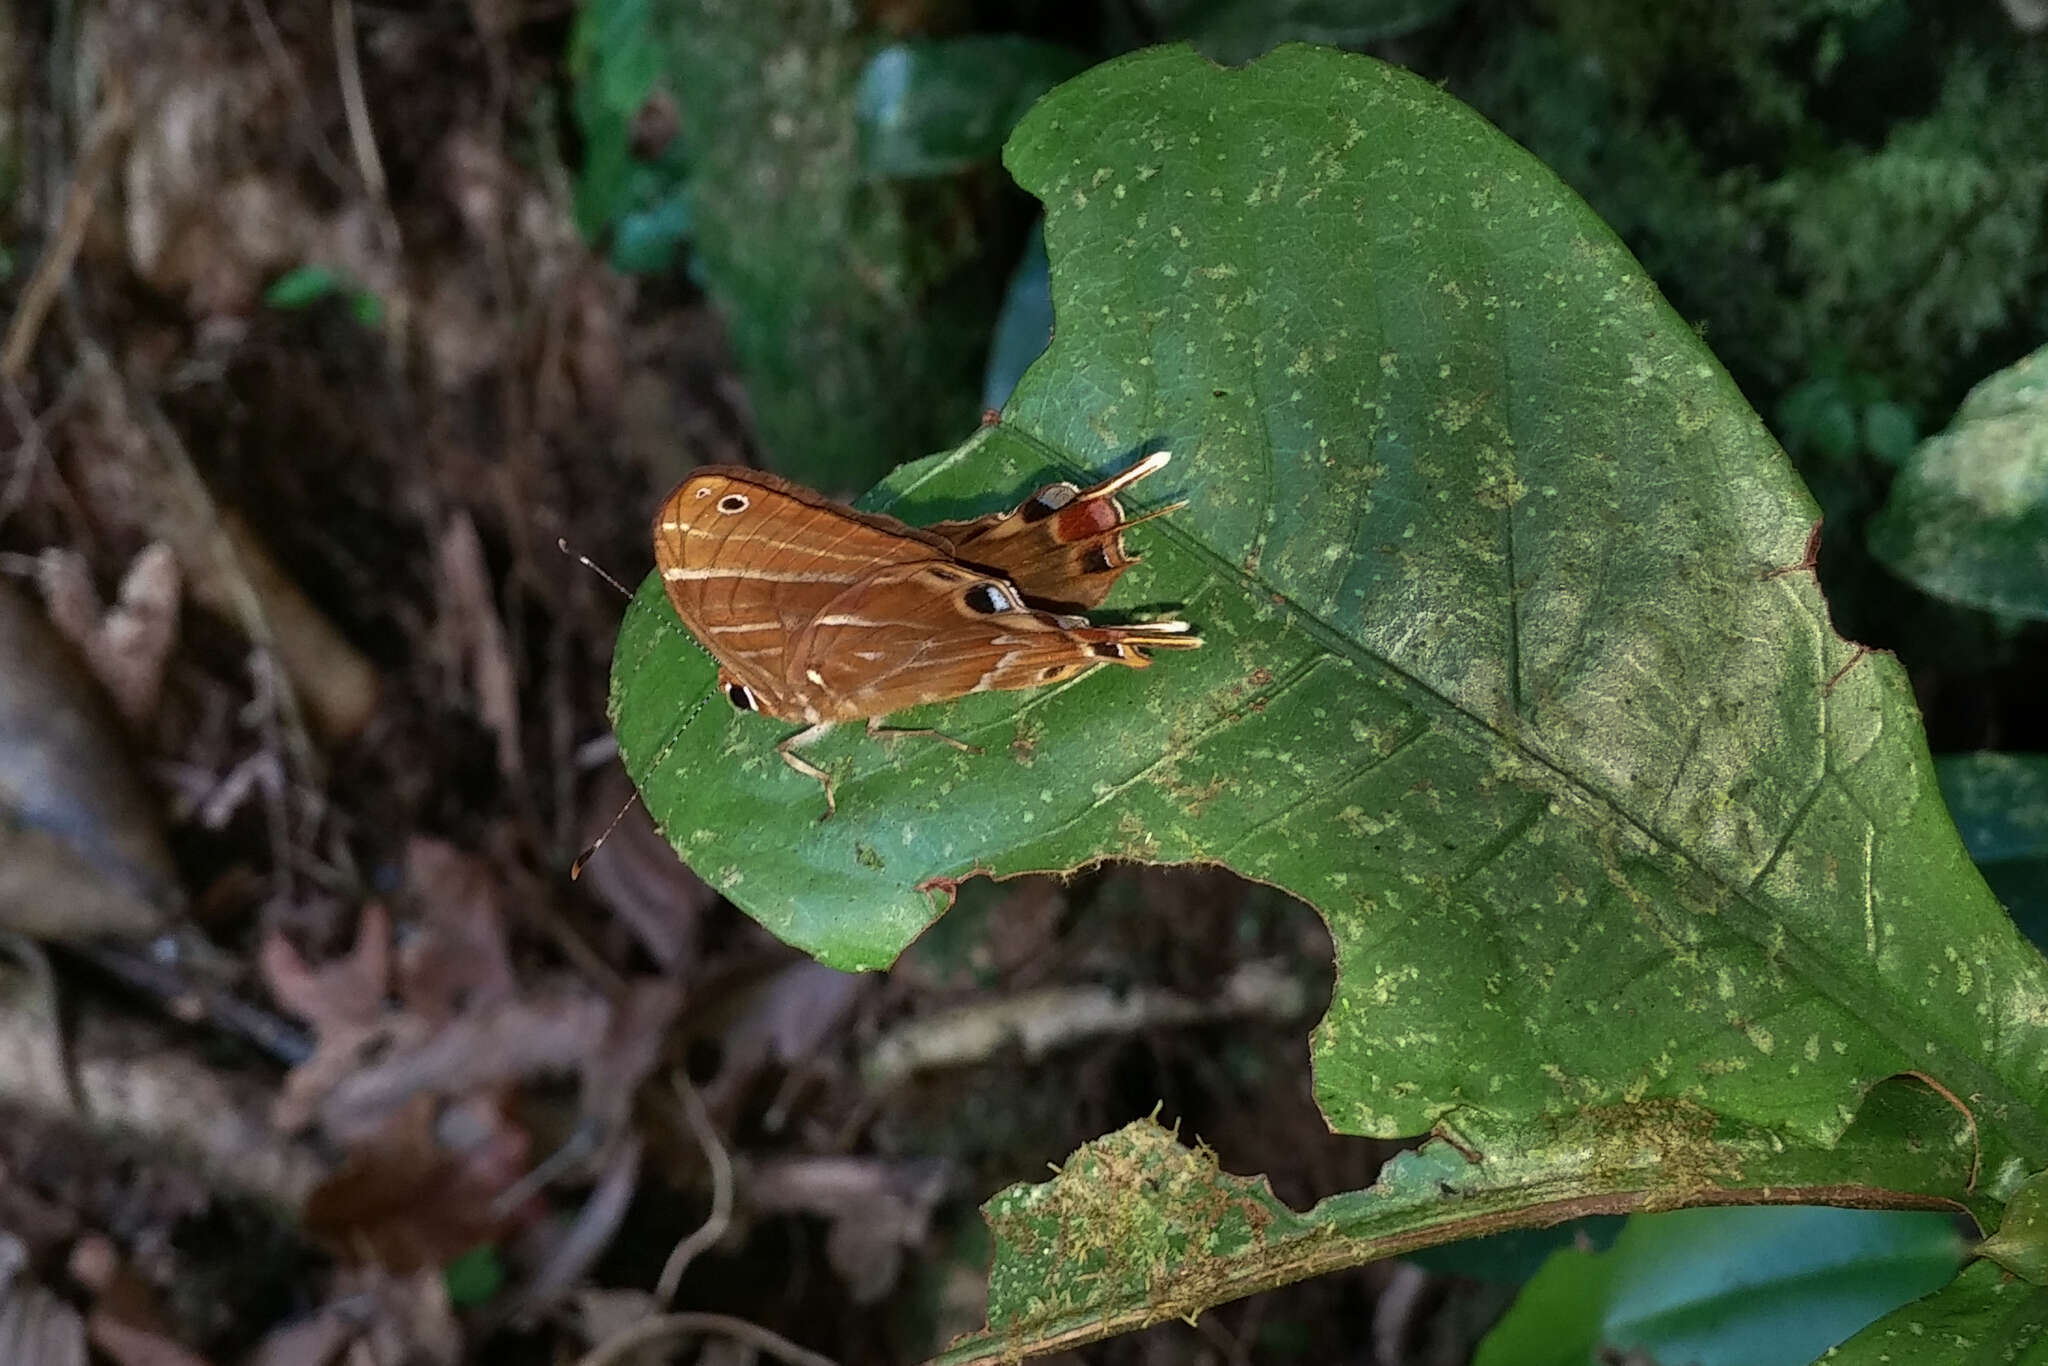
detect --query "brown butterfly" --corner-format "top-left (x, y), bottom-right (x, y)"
top-left (653, 451), bottom-right (1200, 817)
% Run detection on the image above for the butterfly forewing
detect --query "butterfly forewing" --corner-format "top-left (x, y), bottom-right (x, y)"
top-left (653, 468), bottom-right (953, 720)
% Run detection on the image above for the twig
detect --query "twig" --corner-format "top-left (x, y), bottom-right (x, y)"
top-left (66, 939), bottom-right (313, 1067)
top-left (863, 961), bottom-right (1310, 1090)
top-left (654, 1074), bottom-right (733, 1302)
top-left (330, 0), bottom-right (386, 205)
top-left (329, 0), bottom-right (407, 346)
top-left (571, 1313), bottom-right (839, 1366)
top-left (0, 84), bottom-right (129, 380)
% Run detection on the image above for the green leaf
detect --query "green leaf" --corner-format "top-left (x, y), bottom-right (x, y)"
top-left (1778, 376), bottom-right (1862, 467)
top-left (617, 43), bottom-right (2048, 1177)
top-left (1868, 345), bottom-right (2048, 619)
top-left (1820, 1260), bottom-right (2048, 1364)
top-left (1404, 1215), bottom-right (1622, 1285)
top-left (567, 0), bottom-right (693, 274)
top-left (1936, 752), bottom-right (2048, 950)
top-left (263, 264), bottom-right (348, 310)
top-left (856, 38), bottom-right (1086, 180)
top-left (1981, 1171), bottom-right (2048, 1286)
top-left (1475, 1206), bottom-right (1964, 1366)
top-left (610, 192), bottom-right (692, 276)
top-left (263, 265), bottom-right (382, 328)
top-left (933, 1081), bottom-right (1977, 1363)
top-left (1861, 400), bottom-right (1918, 469)
top-left (616, 46), bottom-right (2048, 1345)
top-left (442, 1243), bottom-right (504, 1305)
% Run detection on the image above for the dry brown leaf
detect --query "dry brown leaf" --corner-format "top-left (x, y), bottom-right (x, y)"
top-left (695, 960), bottom-right (864, 1116)
top-left (37, 542), bottom-right (183, 730)
top-left (260, 904), bottom-right (391, 1035)
top-left (337, 1269), bottom-right (460, 1366)
top-left (69, 1234), bottom-right (214, 1366)
top-left (0, 582), bottom-right (179, 942)
top-left (264, 852), bottom-right (677, 1277)
top-left (303, 1093), bottom-right (530, 1273)
top-left (578, 979), bottom-right (682, 1139)
top-left (398, 838), bottom-right (516, 1023)
top-left (575, 768), bottom-right (714, 971)
top-left (742, 1155), bottom-right (949, 1304)
top-left (261, 904), bottom-right (411, 1133)
top-left (317, 987), bottom-right (608, 1146)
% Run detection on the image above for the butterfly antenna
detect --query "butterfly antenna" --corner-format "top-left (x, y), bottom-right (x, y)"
top-left (570, 789), bottom-right (643, 879)
top-left (1113, 499), bottom-right (1189, 534)
top-left (558, 537), bottom-right (634, 600)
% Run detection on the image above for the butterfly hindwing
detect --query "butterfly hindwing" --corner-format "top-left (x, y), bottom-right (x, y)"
top-left (922, 451), bottom-right (1178, 611)
top-left (787, 560), bottom-right (1195, 723)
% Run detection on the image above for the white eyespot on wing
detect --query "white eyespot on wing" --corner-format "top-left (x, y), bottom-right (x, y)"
top-left (717, 493), bottom-right (750, 514)
top-left (694, 487), bottom-right (713, 499)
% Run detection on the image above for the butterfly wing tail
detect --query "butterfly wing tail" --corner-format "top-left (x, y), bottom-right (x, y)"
top-left (1064, 618), bottom-right (1202, 668)
top-left (924, 452), bottom-right (1180, 611)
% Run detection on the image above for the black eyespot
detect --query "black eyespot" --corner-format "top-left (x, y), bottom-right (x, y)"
top-left (1091, 642), bottom-right (1123, 659)
top-left (1083, 546), bottom-right (1115, 574)
top-left (964, 583), bottom-right (1012, 614)
top-left (724, 681), bottom-right (756, 711)
top-left (717, 493), bottom-right (749, 514)
top-left (1040, 665), bottom-right (1068, 681)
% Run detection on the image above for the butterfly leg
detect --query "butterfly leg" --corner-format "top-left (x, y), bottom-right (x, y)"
top-left (776, 722), bottom-right (839, 821)
top-left (864, 715), bottom-right (982, 755)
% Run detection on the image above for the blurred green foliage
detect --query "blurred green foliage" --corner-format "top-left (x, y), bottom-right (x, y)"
top-left (1461, 5), bottom-right (2048, 419)
top-left (441, 1243), bottom-right (504, 1307)
top-left (569, 0), bottom-right (692, 275)
top-left (1474, 1207), bottom-right (1964, 1366)
top-left (1135, 0), bottom-right (1465, 63)
top-left (623, 0), bottom-right (1031, 492)
top-left (1869, 345), bottom-right (2048, 620)
top-left (262, 265), bottom-right (384, 329)
top-left (1937, 752), bottom-right (2048, 946)
top-left (856, 38), bottom-right (1084, 179)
